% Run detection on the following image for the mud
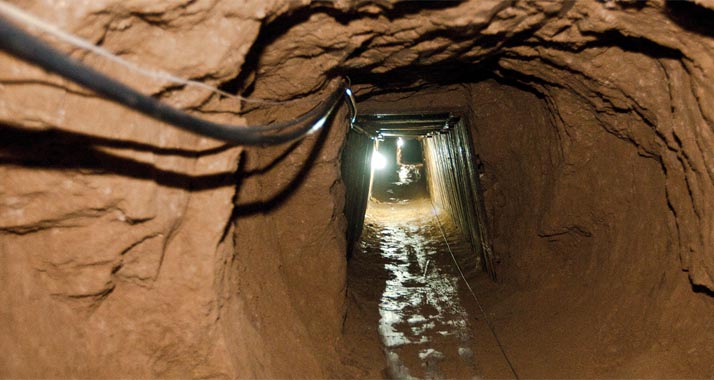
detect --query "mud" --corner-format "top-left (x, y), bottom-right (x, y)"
top-left (345, 165), bottom-right (516, 379)
top-left (367, 199), bottom-right (478, 379)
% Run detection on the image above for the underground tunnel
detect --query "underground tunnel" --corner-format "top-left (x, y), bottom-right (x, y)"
top-left (1, 0), bottom-right (714, 378)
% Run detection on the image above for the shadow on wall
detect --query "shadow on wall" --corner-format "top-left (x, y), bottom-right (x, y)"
top-left (0, 124), bottom-right (236, 190)
top-left (231, 115), bottom-right (334, 216)
top-left (665, 0), bottom-right (714, 38)
top-left (0, 118), bottom-right (333, 207)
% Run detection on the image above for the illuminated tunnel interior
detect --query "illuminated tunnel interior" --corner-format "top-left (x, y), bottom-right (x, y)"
top-left (342, 112), bottom-right (503, 377)
top-left (343, 111), bottom-right (492, 273)
top-left (2, 1), bottom-right (714, 379)
top-left (338, 77), bottom-right (714, 378)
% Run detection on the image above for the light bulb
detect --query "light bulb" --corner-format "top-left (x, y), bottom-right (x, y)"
top-left (372, 151), bottom-right (387, 170)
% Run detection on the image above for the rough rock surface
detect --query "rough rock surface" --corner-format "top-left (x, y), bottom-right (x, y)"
top-left (1, 0), bottom-right (714, 377)
top-left (466, 80), bottom-right (714, 376)
top-left (248, 0), bottom-right (714, 290)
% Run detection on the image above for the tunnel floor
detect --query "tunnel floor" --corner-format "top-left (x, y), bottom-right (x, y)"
top-left (343, 197), bottom-right (515, 379)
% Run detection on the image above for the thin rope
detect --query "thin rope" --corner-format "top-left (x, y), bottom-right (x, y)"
top-left (430, 201), bottom-right (520, 379)
top-left (0, 1), bottom-right (298, 105)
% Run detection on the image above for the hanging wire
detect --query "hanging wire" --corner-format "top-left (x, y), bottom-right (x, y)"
top-left (430, 201), bottom-right (520, 379)
top-left (0, 3), bottom-right (350, 146)
top-left (344, 80), bottom-right (358, 125)
top-left (0, 1), bottom-right (297, 105)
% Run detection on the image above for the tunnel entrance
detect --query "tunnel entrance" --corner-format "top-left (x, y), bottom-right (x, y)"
top-left (342, 111), bottom-right (494, 277)
top-left (369, 136), bottom-right (428, 203)
top-left (338, 78), bottom-right (714, 378)
top-left (341, 111), bottom-right (511, 377)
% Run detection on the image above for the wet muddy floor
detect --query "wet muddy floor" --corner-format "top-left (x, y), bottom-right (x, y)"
top-left (343, 197), bottom-right (515, 379)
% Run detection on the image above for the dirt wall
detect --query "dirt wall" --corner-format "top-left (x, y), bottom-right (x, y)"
top-left (468, 79), bottom-right (714, 376)
top-left (2, 0), bottom-right (714, 377)
top-left (219, 104), bottom-right (351, 378)
top-left (0, 1), bottom-right (351, 377)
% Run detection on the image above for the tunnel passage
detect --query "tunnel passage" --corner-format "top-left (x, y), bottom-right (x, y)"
top-left (343, 111), bottom-right (493, 276)
top-left (338, 77), bottom-right (714, 378)
top-left (341, 111), bottom-right (516, 378)
top-left (3, 1), bottom-right (714, 379)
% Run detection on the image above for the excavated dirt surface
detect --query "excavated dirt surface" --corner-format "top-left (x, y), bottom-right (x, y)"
top-left (344, 195), bottom-right (516, 379)
top-left (3, 1), bottom-right (714, 377)
top-left (343, 170), bottom-right (714, 379)
top-left (346, 196), bottom-right (714, 379)
top-left (464, 271), bottom-right (714, 378)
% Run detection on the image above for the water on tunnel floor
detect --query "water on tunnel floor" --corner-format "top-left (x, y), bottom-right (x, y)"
top-left (357, 198), bottom-right (481, 379)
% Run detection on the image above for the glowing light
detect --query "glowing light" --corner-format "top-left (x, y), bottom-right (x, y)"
top-left (397, 137), bottom-right (404, 148)
top-left (372, 151), bottom-right (387, 170)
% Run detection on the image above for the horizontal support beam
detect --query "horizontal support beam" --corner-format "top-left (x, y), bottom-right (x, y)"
top-left (358, 112), bottom-right (453, 123)
top-left (380, 131), bottom-right (445, 137)
top-left (354, 112), bottom-right (460, 137)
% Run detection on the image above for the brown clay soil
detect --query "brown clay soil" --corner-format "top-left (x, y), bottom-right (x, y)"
top-left (341, 194), bottom-right (714, 379)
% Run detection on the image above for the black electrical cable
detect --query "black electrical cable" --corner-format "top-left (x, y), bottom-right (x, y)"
top-left (0, 16), bottom-right (347, 146)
